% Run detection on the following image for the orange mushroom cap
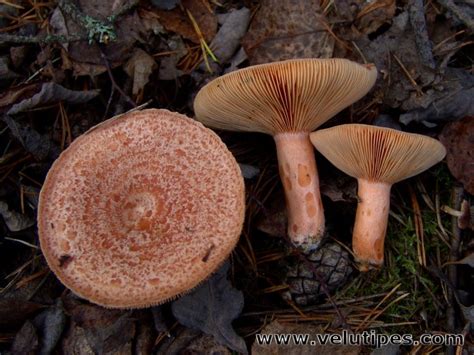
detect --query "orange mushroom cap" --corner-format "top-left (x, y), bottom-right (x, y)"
top-left (38, 109), bottom-right (245, 308)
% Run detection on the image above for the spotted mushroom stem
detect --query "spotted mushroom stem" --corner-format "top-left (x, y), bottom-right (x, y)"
top-left (353, 179), bottom-right (392, 271)
top-left (274, 132), bottom-right (325, 251)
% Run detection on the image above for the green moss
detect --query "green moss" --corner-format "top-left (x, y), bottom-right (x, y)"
top-left (339, 174), bottom-right (452, 335)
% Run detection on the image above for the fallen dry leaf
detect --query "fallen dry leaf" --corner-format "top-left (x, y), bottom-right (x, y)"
top-left (439, 116), bottom-right (474, 194)
top-left (242, 0), bottom-right (334, 64)
top-left (399, 68), bottom-right (474, 126)
top-left (7, 82), bottom-right (99, 116)
top-left (0, 83), bottom-right (40, 112)
top-left (10, 321), bottom-right (39, 355)
top-left (0, 299), bottom-right (44, 330)
top-left (0, 201), bottom-right (34, 232)
top-left (32, 300), bottom-right (67, 354)
top-left (199, 7), bottom-right (251, 72)
top-left (154, 0), bottom-right (217, 43)
top-left (182, 0), bottom-right (216, 43)
top-left (123, 48), bottom-right (157, 98)
top-left (62, 297), bottom-right (135, 354)
top-left (171, 262), bottom-right (247, 354)
top-left (356, 0), bottom-right (396, 35)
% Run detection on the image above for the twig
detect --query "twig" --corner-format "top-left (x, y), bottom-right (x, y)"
top-left (186, 9), bottom-right (218, 73)
top-left (435, 180), bottom-right (450, 239)
top-left (447, 186), bottom-right (463, 344)
top-left (437, 0), bottom-right (474, 31)
top-left (4, 237), bottom-right (39, 249)
top-left (410, 185), bottom-right (426, 266)
top-left (0, 33), bottom-right (84, 44)
top-left (355, 283), bottom-right (402, 331)
top-left (99, 47), bottom-right (136, 111)
top-left (409, 0), bottom-right (436, 69)
top-left (392, 53), bottom-right (424, 95)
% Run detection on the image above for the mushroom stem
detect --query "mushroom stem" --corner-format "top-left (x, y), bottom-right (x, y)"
top-left (353, 179), bottom-right (392, 271)
top-left (274, 132), bottom-right (324, 251)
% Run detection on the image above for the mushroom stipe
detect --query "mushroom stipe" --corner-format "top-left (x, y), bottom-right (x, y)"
top-left (38, 109), bottom-right (245, 308)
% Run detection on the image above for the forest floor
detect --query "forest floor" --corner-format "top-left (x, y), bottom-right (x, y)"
top-left (0, 0), bottom-right (473, 354)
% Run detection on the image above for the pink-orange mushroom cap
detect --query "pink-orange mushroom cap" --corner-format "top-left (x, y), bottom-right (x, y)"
top-left (38, 109), bottom-right (245, 308)
top-left (194, 58), bottom-right (377, 251)
top-left (310, 124), bottom-right (446, 271)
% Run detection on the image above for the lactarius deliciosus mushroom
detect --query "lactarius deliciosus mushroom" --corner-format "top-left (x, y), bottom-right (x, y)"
top-left (194, 58), bottom-right (377, 251)
top-left (38, 109), bottom-right (245, 308)
top-left (310, 124), bottom-right (446, 271)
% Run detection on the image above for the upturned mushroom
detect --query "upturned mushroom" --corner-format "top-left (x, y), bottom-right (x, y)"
top-left (194, 58), bottom-right (377, 251)
top-left (310, 124), bottom-right (446, 270)
top-left (38, 109), bottom-right (245, 308)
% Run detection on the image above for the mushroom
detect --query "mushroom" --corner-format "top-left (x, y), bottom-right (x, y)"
top-left (310, 124), bottom-right (446, 270)
top-left (194, 58), bottom-right (377, 250)
top-left (38, 109), bottom-right (245, 308)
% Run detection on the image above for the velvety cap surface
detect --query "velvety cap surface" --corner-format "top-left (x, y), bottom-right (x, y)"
top-left (310, 124), bottom-right (446, 184)
top-left (38, 109), bottom-right (245, 308)
top-left (194, 58), bottom-right (377, 134)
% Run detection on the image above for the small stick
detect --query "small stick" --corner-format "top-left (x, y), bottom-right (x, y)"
top-left (355, 283), bottom-right (401, 331)
top-left (437, 0), bottom-right (474, 31)
top-left (410, 186), bottom-right (426, 266)
top-left (0, 33), bottom-right (84, 44)
top-left (392, 54), bottom-right (423, 95)
top-left (447, 186), bottom-right (463, 336)
top-left (99, 48), bottom-right (136, 110)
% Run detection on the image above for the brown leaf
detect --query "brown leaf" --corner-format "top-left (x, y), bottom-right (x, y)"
top-left (356, 0), bottom-right (396, 35)
top-left (171, 262), bottom-right (246, 354)
top-left (439, 116), bottom-right (474, 194)
top-left (0, 299), bottom-right (44, 330)
top-left (10, 321), bottom-right (39, 355)
top-left (123, 48), bottom-right (157, 98)
top-left (182, 0), bottom-right (217, 43)
top-left (0, 83), bottom-right (40, 112)
top-left (7, 82), bottom-right (99, 116)
top-left (154, 0), bottom-right (217, 44)
top-left (241, 0), bottom-right (334, 64)
top-left (154, 7), bottom-right (197, 42)
top-left (62, 298), bottom-right (135, 354)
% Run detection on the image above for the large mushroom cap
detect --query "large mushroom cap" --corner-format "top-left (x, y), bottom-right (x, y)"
top-left (38, 109), bottom-right (245, 308)
top-left (310, 124), bottom-right (446, 184)
top-left (194, 58), bottom-right (377, 135)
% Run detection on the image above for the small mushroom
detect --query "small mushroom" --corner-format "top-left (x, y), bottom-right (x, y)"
top-left (194, 58), bottom-right (377, 251)
top-left (310, 124), bottom-right (446, 271)
top-left (38, 109), bottom-right (245, 308)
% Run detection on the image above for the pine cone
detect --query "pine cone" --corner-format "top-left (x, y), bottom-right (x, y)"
top-left (283, 242), bottom-right (353, 306)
